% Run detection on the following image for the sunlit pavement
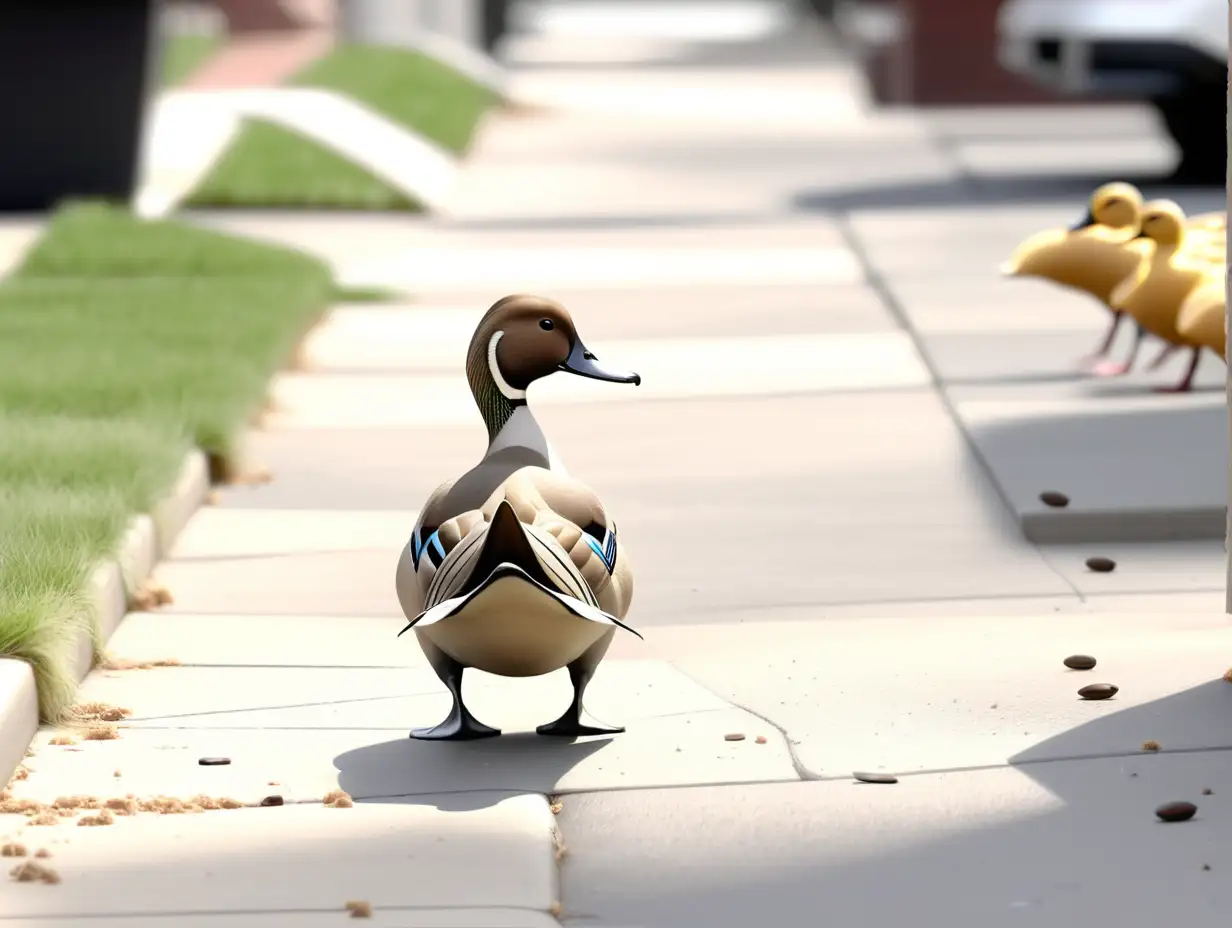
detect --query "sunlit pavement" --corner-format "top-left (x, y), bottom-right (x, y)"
top-left (8, 2), bottom-right (1230, 926)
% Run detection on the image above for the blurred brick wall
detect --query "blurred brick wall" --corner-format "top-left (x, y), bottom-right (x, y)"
top-left (863, 0), bottom-right (1070, 105)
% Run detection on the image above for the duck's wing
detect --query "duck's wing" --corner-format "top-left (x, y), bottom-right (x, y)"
top-left (396, 478), bottom-right (484, 621)
top-left (1186, 211), bottom-right (1226, 232)
top-left (1176, 276), bottom-right (1227, 354)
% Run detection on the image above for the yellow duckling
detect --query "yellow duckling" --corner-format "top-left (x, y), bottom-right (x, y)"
top-left (1001, 182), bottom-right (1224, 376)
top-left (1110, 199), bottom-right (1226, 392)
top-left (1175, 273), bottom-right (1227, 363)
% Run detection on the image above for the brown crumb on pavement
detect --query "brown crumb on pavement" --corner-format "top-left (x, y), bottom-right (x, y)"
top-left (1141, 740), bottom-right (1161, 752)
top-left (48, 736), bottom-right (75, 746)
top-left (33, 848), bottom-right (50, 859)
top-left (323, 789), bottom-right (353, 808)
top-left (239, 465), bottom-right (273, 485)
top-left (28, 813), bottom-right (60, 827)
top-left (548, 901), bottom-right (563, 917)
top-left (755, 735), bottom-right (767, 744)
top-left (555, 844), bottom-right (567, 863)
top-left (104, 798), bottom-right (138, 816)
top-left (9, 860), bottom-right (59, 884)
top-left (1203, 788), bottom-right (1214, 795)
top-left (113, 770), bottom-right (122, 778)
top-left (53, 796), bottom-right (102, 811)
top-left (0, 797), bottom-right (46, 816)
top-left (70, 703), bottom-right (131, 723)
top-left (549, 801), bottom-right (563, 815)
top-left (1, 842), bottom-right (26, 857)
top-left (8, 765), bottom-right (29, 783)
top-left (345, 900), bottom-right (372, 918)
top-left (83, 725), bottom-right (119, 742)
top-left (77, 810), bottom-right (115, 828)
top-left (205, 489), bottom-right (221, 506)
top-left (131, 580), bottom-right (174, 611)
top-left (1224, 667), bottom-right (1232, 683)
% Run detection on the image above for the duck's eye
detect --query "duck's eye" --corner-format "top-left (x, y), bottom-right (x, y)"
top-left (1105, 197), bottom-right (1121, 207)
top-left (539, 318), bottom-right (555, 331)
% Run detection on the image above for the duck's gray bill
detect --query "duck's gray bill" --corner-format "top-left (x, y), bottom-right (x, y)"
top-left (559, 340), bottom-right (641, 385)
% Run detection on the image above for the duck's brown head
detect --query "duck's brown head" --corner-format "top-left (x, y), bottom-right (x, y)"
top-left (465, 295), bottom-right (641, 438)
top-left (1131, 199), bottom-right (1187, 248)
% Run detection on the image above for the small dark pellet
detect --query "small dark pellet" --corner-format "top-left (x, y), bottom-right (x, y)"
top-left (198, 757), bottom-right (231, 766)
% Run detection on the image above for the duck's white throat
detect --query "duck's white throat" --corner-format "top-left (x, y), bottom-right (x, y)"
top-left (486, 406), bottom-right (569, 475)
top-left (488, 331), bottom-right (526, 400)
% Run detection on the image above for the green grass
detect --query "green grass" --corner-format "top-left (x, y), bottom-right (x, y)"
top-left (0, 202), bottom-right (335, 721)
top-left (332, 284), bottom-right (403, 303)
top-left (160, 33), bottom-right (223, 88)
top-left (186, 43), bottom-right (500, 211)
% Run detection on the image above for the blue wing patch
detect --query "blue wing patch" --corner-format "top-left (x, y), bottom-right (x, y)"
top-left (582, 522), bottom-right (618, 575)
top-left (410, 527), bottom-right (446, 571)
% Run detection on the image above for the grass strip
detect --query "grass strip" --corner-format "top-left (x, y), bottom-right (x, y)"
top-left (0, 202), bottom-right (334, 720)
top-left (186, 43), bottom-right (499, 211)
top-left (160, 33), bottom-right (223, 87)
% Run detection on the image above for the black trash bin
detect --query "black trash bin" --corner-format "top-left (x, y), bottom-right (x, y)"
top-left (480, 0), bottom-right (509, 55)
top-left (0, 0), bottom-right (159, 212)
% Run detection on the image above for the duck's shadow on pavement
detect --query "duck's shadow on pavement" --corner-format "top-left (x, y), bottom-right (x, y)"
top-left (333, 732), bottom-right (614, 811)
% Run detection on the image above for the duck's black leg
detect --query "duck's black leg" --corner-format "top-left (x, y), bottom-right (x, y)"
top-left (537, 633), bottom-right (624, 738)
top-left (1154, 346), bottom-right (1202, 394)
top-left (1080, 308), bottom-right (1124, 366)
top-left (411, 646), bottom-right (500, 741)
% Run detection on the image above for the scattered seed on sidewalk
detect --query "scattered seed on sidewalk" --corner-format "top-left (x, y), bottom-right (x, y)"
top-left (1039, 491), bottom-right (1069, 508)
top-left (549, 902), bottom-right (563, 917)
top-left (77, 811), bottom-right (115, 828)
top-left (83, 725), bottom-right (118, 742)
top-left (345, 900), bottom-right (372, 918)
top-left (1063, 655), bottom-right (1097, 670)
top-left (1, 843), bottom-right (26, 857)
top-left (1155, 801), bottom-right (1197, 823)
top-left (112, 770), bottom-right (121, 779)
top-left (549, 801), bottom-right (563, 815)
top-left (28, 813), bottom-right (58, 827)
top-left (853, 772), bottom-right (898, 785)
top-left (755, 735), bottom-right (767, 745)
top-left (724, 733), bottom-right (745, 742)
top-left (259, 795), bottom-right (284, 807)
top-left (70, 703), bottom-right (131, 723)
top-left (9, 861), bottom-right (59, 884)
top-left (323, 790), bottom-right (353, 809)
top-left (1223, 668), bottom-right (1232, 683)
top-left (198, 758), bottom-right (231, 766)
top-left (33, 849), bottom-right (49, 859)
top-left (48, 736), bottom-right (75, 747)
top-left (132, 581), bottom-right (174, 611)
top-left (1078, 684), bottom-right (1118, 701)
top-left (1141, 740), bottom-right (1160, 752)
top-left (1085, 556), bottom-right (1116, 573)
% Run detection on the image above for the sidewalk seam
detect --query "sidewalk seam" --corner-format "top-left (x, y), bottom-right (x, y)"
top-left (0, 448), bottom-right (210, 788)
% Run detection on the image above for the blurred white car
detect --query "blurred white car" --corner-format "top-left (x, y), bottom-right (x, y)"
top-left (996, 0), bottom-right (1228, 183)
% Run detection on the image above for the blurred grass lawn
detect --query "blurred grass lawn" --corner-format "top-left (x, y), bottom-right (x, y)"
top-left (0, 203), bottom-right (333, 721)
top-left (161, 33), bottom-right (223, 87)
top-left (187, 43), bottom-right (500, 210)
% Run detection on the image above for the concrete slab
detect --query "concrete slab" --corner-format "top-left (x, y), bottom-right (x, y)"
top-left (301, 287), bottom-right (898, 373)
top-left (27, 912), bottom-right (559, 928)
top-left (75, 660), bottom-right (719, 731)
top-left (231, 391), bottom-right (1071, 617)
top-left (1038, 541), bottom-right (1225, 597)
top-left (557, 752), bottom-right (1232, 928)
top-left (952, 390), bottom-right (1228, 543)
top-left (167, 508), bottom-right (416, 560)
top-left (342, 244), bottom-right (864, 292)
top-left (19, 658), bottom-right (796, 794)
top-left (13, 707), bottom-right (796, 804)
top-left (888, 275), bottom-right (1113, 336)
top-left (652, 610), bottom-right (1232, 778)
top-left (0, 794), bottom-right (556, 919)
top-left (271, 332), bottom-right (932, 429)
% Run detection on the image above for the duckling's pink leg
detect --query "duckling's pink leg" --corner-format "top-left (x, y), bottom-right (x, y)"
top-left (1154, 347), bottom-right (1202, 393)
top-left (1088, 318), bottom-right (1144, 377)
top-left (1078, 310), bottom-right (1124, 369)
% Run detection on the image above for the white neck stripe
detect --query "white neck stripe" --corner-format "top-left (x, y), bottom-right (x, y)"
top-left (488, 331), bottom-right (527, 400)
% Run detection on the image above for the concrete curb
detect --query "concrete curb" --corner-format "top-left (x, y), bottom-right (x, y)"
top-left (0, 449), bottom-right (210, 789)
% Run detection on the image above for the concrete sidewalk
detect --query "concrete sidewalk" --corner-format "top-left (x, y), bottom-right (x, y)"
top-left (6, 2), bottom-right (1229, 925)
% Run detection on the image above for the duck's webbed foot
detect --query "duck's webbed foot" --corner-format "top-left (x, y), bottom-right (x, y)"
top-left (410, 654), bottom-right (500, 741)
top-left (536, 660), bottom-right (624, 738)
